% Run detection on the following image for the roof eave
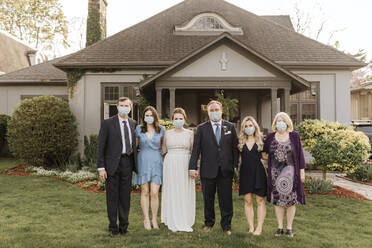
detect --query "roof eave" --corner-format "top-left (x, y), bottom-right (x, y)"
top-left (53, 62), bottom-right (172, 71)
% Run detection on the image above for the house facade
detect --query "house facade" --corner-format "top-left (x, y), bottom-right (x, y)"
top-left (0, 0), bottom-right (365, 153)
top-left (351, 81), bottom-right (372, 121)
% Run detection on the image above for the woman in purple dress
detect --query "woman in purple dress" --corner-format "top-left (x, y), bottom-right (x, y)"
top-left (262, 112), bottom-right (306, 237)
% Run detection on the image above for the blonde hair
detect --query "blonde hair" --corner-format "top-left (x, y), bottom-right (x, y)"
top-left (272, 112), bottom-right (294, 132)
top-left (238, 116), bottom-right (264, 152)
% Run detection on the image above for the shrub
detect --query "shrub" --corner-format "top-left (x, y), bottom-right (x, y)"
top-left (83, 135), bottom-right (98, 168)
top-left (7, 96), bottom-right (78, 168)
top-left (296, 120), bottom-right (371, 173)
top-left (0, 114), bottom-right (11, 155)
top-left (347, 163), bottom-right (372, 182)
top-left (296, 119), bottom-right (348, 151)
top-left (159, 120), bottom-right (174, 130)
top-left (304, 177), bottom-right (333, 194)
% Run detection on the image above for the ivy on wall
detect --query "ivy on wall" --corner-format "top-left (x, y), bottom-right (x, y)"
top-left (66, 70), bottom-right (85, 98)
top-left (86, 7), bottom-right (102, 47)
top-left (67, 68), bottom-right (121, 98)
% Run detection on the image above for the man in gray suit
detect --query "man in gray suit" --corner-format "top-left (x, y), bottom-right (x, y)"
top-left (97, 97), bottom-right (137, 237)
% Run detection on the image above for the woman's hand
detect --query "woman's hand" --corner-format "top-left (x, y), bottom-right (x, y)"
top-left (300, 169), bottom-right (305, 183)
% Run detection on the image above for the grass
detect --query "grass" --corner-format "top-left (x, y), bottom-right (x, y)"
top-left (0, 159), bottom-right (372, 248)
top-left (0, 157), bottom-right (22, 172)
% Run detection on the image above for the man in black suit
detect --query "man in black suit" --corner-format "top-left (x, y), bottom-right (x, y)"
top-left (189, 100), bottom-right (238, 236)
top-left (97, 97), bottom-right (137, 237)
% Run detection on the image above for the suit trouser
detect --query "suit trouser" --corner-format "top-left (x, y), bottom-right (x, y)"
top-left (106, 155), bottom-right (133, 232)
top-left (201, 168), bottom-right (233, 230)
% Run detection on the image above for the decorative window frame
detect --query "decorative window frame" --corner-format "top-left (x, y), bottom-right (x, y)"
top-left (174, 12), bottom-right (243, 36)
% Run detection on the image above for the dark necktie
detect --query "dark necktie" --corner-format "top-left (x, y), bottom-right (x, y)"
top-left (123, 120), bottom-right (132, 155)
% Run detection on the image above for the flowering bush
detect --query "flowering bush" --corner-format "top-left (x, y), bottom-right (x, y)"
top-left (297, 120), bottom-right (371, 173)
top-left (159, 119), bottom-right (174, 130)
top-left (296, 119), bottom-right (349, 151)
top-left (27, 166), bottom-right (98, 183)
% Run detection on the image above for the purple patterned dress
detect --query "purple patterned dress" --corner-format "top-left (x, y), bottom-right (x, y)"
top-left (269, 139), bottom-right (298, 206)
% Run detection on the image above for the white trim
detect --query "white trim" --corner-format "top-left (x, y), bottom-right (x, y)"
top-left (174, 13), bottom-right (243, 35)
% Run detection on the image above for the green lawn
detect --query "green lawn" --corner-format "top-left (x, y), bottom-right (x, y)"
top-left (0, 158), bottom-right (21, 172)
top-left (0, 159), bottom-right (371, 248)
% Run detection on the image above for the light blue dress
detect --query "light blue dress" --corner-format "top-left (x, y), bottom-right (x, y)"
top-left (133, 125), bottom-right (165, 185)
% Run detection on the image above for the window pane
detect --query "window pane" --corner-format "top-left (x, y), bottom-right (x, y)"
top-left (290, 94), bottom-right (298, 100)
top-left (290, 104), bottom-right (298, 125)
top-left (104, 86), bottom-right (119, 101)
top-left (302, 104), bottom-right (316, 120)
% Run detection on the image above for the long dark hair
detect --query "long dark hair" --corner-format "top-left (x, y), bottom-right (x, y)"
top-left (141, 106), bottom-right (161, 133)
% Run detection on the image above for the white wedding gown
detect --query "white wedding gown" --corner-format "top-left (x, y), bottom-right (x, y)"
top-left (161, 128), bottom-right (195, 232)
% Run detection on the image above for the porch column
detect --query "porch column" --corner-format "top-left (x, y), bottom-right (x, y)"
top-left (284, 88), bottom-right (290, 114)
top-left (271, 88), bottom-right (278, 122)
top-left (156, 87), bottom-right (163, 118)
top-left (169, 87), bottom-right (176, 116)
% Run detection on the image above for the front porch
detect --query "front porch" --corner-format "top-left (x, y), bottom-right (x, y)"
top-left (155, 86), bottom-right (291, 132)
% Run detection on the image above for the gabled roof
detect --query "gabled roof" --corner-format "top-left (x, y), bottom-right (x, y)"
top-left (0, 56), bottom-right (66, 85)
top-left (55, 0), bottom-right (365, 70)
top-left (0, 31), bottom-right (36, 74)
top-left (140, 33), bottom-right (310, 93)
top-left (261, 15), bottom-right (294, 30)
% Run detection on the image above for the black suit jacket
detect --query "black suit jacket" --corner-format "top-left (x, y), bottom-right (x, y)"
top-left (97, 115), bottom-right (138, 176)
top-left (189, 120), bottom-right (239, 179)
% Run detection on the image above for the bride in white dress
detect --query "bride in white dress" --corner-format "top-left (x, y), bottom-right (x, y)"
top-left (161, 108), bottom-right (195, 232)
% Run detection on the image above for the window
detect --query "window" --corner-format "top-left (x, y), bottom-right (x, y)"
top-left (289, 82), bottom-right (319, 124)
top-left (102, 84), bottom-right (137, 120)
top-left (104, 86), bottom-right (119, 101)
top-left (174, 13), bottom-right (243, 35)
top-left (191, 16), bottom-right (224, 31)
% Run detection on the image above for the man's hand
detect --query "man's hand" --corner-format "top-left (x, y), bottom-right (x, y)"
top-left (99, 169), bottom-right (107, 182)
top-left (189, 170), bottom-right (198, 179)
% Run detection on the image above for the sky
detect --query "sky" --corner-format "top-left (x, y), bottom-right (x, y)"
top-left (60, 0), bottom-right (372, 61)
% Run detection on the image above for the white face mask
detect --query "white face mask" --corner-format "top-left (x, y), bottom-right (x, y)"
top-left (276, 121), bottom-right (287, 132)
top-left (144, 116), bottom-right (154, 124)
top-left (209, 111), bottom-right (221, 122)
top-left (173, 119), bottom-right (184, 128)
top-left (244, 127), bottom-right (255, 135)
top-left (118, 106), bottom-right (131, 116)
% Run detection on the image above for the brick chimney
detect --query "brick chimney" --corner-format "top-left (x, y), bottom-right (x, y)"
top-left (86, 0), bottom-right (107, 46)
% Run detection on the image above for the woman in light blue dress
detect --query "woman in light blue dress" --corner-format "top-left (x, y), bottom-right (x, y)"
top-left (133, 106), bottom-right (165, 230)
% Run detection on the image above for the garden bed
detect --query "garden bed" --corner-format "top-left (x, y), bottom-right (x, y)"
top-left (1, 164), bottom-right (369, 200)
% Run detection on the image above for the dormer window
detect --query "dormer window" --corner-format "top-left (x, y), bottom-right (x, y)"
top-left (174, 13), bottom-right (243, 35)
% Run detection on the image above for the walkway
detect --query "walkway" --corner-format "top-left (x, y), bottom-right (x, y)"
top-left (306, 171), bottom-right (372, 200)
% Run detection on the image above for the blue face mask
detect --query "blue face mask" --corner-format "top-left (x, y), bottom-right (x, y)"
top-left (244, 127), bottom-right (255, 135)
top-left (209, 111), bottom-right (221, 122)
top-left (118, 106), bottom-right (131, 116)
top-left (173, 119), bottom-right (184, 128)
top-left (276, 121), bottom-right (287, 132)
top-left (144, 116), bottom-right (154, 124)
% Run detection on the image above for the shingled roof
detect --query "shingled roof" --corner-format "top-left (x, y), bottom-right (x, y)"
top-left (55, 0), bottom-right (364, 70)
top-left (0, 56), bottom-right (66, 84)
top-left (0, 31), bottom-right (36, 74)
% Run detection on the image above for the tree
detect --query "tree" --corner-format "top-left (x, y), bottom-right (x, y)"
top-left (0, 0), bottom-right (68, 59)
top-left (291, 1), bottom-right (345, 44)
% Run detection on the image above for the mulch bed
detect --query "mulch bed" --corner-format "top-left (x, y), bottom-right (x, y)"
top-left (1, 164), bottom-right (32, 176)
top-left (304, 186), bottom-right (369, 201)
top-left (2, 165), bottom-right (369, 200)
